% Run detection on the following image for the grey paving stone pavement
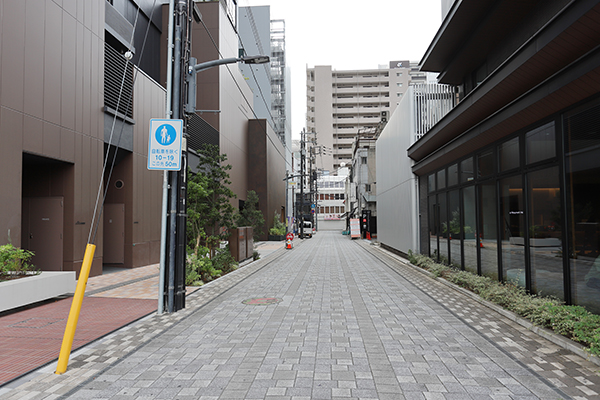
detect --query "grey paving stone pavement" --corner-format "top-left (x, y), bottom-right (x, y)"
top-left (2, 231), bottom-right (600, 399)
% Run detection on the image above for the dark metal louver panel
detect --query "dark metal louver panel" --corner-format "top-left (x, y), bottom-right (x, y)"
top-left (187, 114), bottom-right (219, 151)
top-left (104, 43), bottom-right (134, 119)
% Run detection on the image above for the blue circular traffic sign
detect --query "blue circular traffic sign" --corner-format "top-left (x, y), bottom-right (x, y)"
top-left (155, 124), bottom-right (177, 146)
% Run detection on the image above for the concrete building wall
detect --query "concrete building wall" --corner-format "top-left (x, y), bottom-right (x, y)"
top-left (247, 119), bottom-right (286, 240)
top-left (376, 88), bottom-right (419, 255)
top-left (238, 6), bottom-right (273, 127)
top-left (187, 2), bottom-right (255, 202)
top-left (307, 62), bottom-right (426, 174)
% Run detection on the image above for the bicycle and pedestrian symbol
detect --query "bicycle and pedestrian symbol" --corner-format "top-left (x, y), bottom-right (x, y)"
top-left (147, 119), bottom-right (183, 171)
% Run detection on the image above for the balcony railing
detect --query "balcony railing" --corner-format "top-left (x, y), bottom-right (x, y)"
top-left (413, 84), bottom-right (457, 140)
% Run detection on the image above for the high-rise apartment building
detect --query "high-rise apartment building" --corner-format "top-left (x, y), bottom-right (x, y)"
top-left (306, 62), bottom-right (428, 174)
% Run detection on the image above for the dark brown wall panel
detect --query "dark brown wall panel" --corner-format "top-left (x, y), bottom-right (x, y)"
top-left (1, 1), bottom-right (25, 113)
top-left (24, 1), bottom-right (45, 119)
top-left (43, 1), bottom-right (63, 126)
top-left (0, 108), bottom-right (24, 246)
top-left (23, 115), bottom-right (43, 155)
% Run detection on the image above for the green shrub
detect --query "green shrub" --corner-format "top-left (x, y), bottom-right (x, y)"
top-left (0, 243), bottom-right (37, 280)
top-left (269, 213), bottom-right (287, 236)
top-left (212, 246), bottom-right (238, 275)
top-left (186, 253), bottom-right (220, 285)
top-left (253, 250), bottom-right (260, 261)
top-left (407, 249), bottom-right (600, 356)
top-left (574, 315), bottom-right (600, 356)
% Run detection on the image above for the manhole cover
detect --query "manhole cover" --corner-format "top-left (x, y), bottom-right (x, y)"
top-left (242, 297), bottom-right (282, 306)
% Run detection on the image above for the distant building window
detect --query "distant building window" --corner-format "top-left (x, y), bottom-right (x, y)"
top-left (361, 157), bottom-right (367, 164)
top-left (365, 184), bottom-right (371, 192)
top-left (397, 83), bottom-right (403, 87)
top-left (397, 93), bottom-right (403, 97)
top-left (397, 72), bottom-right (403, 77)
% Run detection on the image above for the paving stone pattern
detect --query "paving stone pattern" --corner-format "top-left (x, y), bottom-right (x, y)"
top-left (2, 232), bottom-right (600, 399)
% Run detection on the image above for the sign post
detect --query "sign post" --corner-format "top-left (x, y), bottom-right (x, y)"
top-left (148, 119), bottom-right (183, 171)
top-left (148, 118), bottom-right (183, 315)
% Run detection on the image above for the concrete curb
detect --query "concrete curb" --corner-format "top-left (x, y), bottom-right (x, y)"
top-left (369, 242), bottom-right (600, 368)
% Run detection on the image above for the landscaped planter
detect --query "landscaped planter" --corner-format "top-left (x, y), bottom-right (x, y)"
top-left (0, 271), bottom-right (76, 313)
top-left (268, 234), bottom-right (285, 241)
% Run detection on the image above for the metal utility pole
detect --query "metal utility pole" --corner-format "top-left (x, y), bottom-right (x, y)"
top-left (165, 0), bottom-right (189, 313)
top-left (160, 0), bottom-right (269, 314)
top-left (300, 129), bottom-right (305, 239)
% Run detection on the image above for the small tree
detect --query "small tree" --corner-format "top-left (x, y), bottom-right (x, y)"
top-left (235, 190), bottom-right (265, 242)
top-left (187, 144), bottom-right (236, 257)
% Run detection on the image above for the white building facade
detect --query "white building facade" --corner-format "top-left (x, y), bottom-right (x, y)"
top-left (316, 174), bottom-right (348, 231)
top-left (306, 62), bottom-right (429, 174)
top-left (377, 84), bottom-right (456, 254)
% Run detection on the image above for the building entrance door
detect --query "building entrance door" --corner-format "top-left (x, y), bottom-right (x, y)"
top-left (23, 197), bottom-right (64, 271)
top-left (103, 203), bottom-right (125, 264)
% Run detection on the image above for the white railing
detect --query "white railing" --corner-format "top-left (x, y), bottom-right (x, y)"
top-left (413, 84), bottom-right (457, 140)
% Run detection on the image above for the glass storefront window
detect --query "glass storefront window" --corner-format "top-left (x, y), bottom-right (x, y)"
top-left (461, 158), bottom-right (474, 183)
top-left (439, 193), bottom-right (449, 263)
top-left (499, 137), bottom-right (520, 172)
top-left (449, 190), bottom-right (461, 268)
top-left (500, 175), bottom-right (525, 287)
top-left (565, 102), bottom-right (600, 313)
top-left (526, 122), bottom-right (555, 164)
top-left (463, 186), bottom-right (477, 273)
top-left (528, 167), bottom-right (563, 300)
top-left (429, 196), bottom-right (438, 259)
top-left (448, 164), bottom-right (458, 187)
top-left (480, 182), bottom-right (498, 279)
top-left (437, 169), bottom-right (446, 190)
top-left (478, 150), bottom-right (494, 178)
top-left (428, 174), bottom-right (435, 193)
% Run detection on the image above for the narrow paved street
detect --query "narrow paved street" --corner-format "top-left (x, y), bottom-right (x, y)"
top-left (3, 231), bottom-right (600, 399)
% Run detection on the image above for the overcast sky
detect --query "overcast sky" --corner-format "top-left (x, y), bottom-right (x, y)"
top-left (237, 0), bottom-right (444, 138)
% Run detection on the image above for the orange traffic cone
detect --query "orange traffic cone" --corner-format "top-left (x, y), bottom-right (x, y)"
top-left (479, 234), bottom-right (484, 248)
top-left (286, 239), bottom-right (292, 249)
top-left (366, 232), bottom-right (371, 240)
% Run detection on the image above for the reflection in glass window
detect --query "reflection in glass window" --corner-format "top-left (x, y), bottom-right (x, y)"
top-left (463, 186), bottom-right (477, 273)
top-left (480, 182), bottom-right (498, 279)
top-left (439, 193), bottom-right (448, 263)
top-left (448, 164), bottom-right (458, 187)
top-left (499, 137), bottom-right (520, 171)
top-left (565, 102), bottom-right (600, 313)
top-left (526, 122), bottom-right (555, 164)
top-left (528, 167), bottom-right (563, 300)
top-left (428, 174), bottom-right (435, 193)
top-left (461, 158), bottom-right (474, 183)
top-left (449, 190), bottom-right (461, 268)
top-left (429, 196), bottom-right (438, 259)
top-left (500, 175), bottom-right (525, 287)
top-left (478, 151), bottom-right (494, 178)
top-left (437, 169), bottom-right (446, 190)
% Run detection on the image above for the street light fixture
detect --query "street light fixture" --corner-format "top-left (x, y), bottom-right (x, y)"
top-left (186, 55), bottom-right (270, 114)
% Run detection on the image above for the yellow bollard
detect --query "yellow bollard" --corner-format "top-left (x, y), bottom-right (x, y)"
top-left (55, 243), bottom-right (96, 374)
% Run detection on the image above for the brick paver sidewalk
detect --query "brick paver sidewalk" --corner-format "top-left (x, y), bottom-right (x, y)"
top-left (2, 232), bottom-right (599, 399)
